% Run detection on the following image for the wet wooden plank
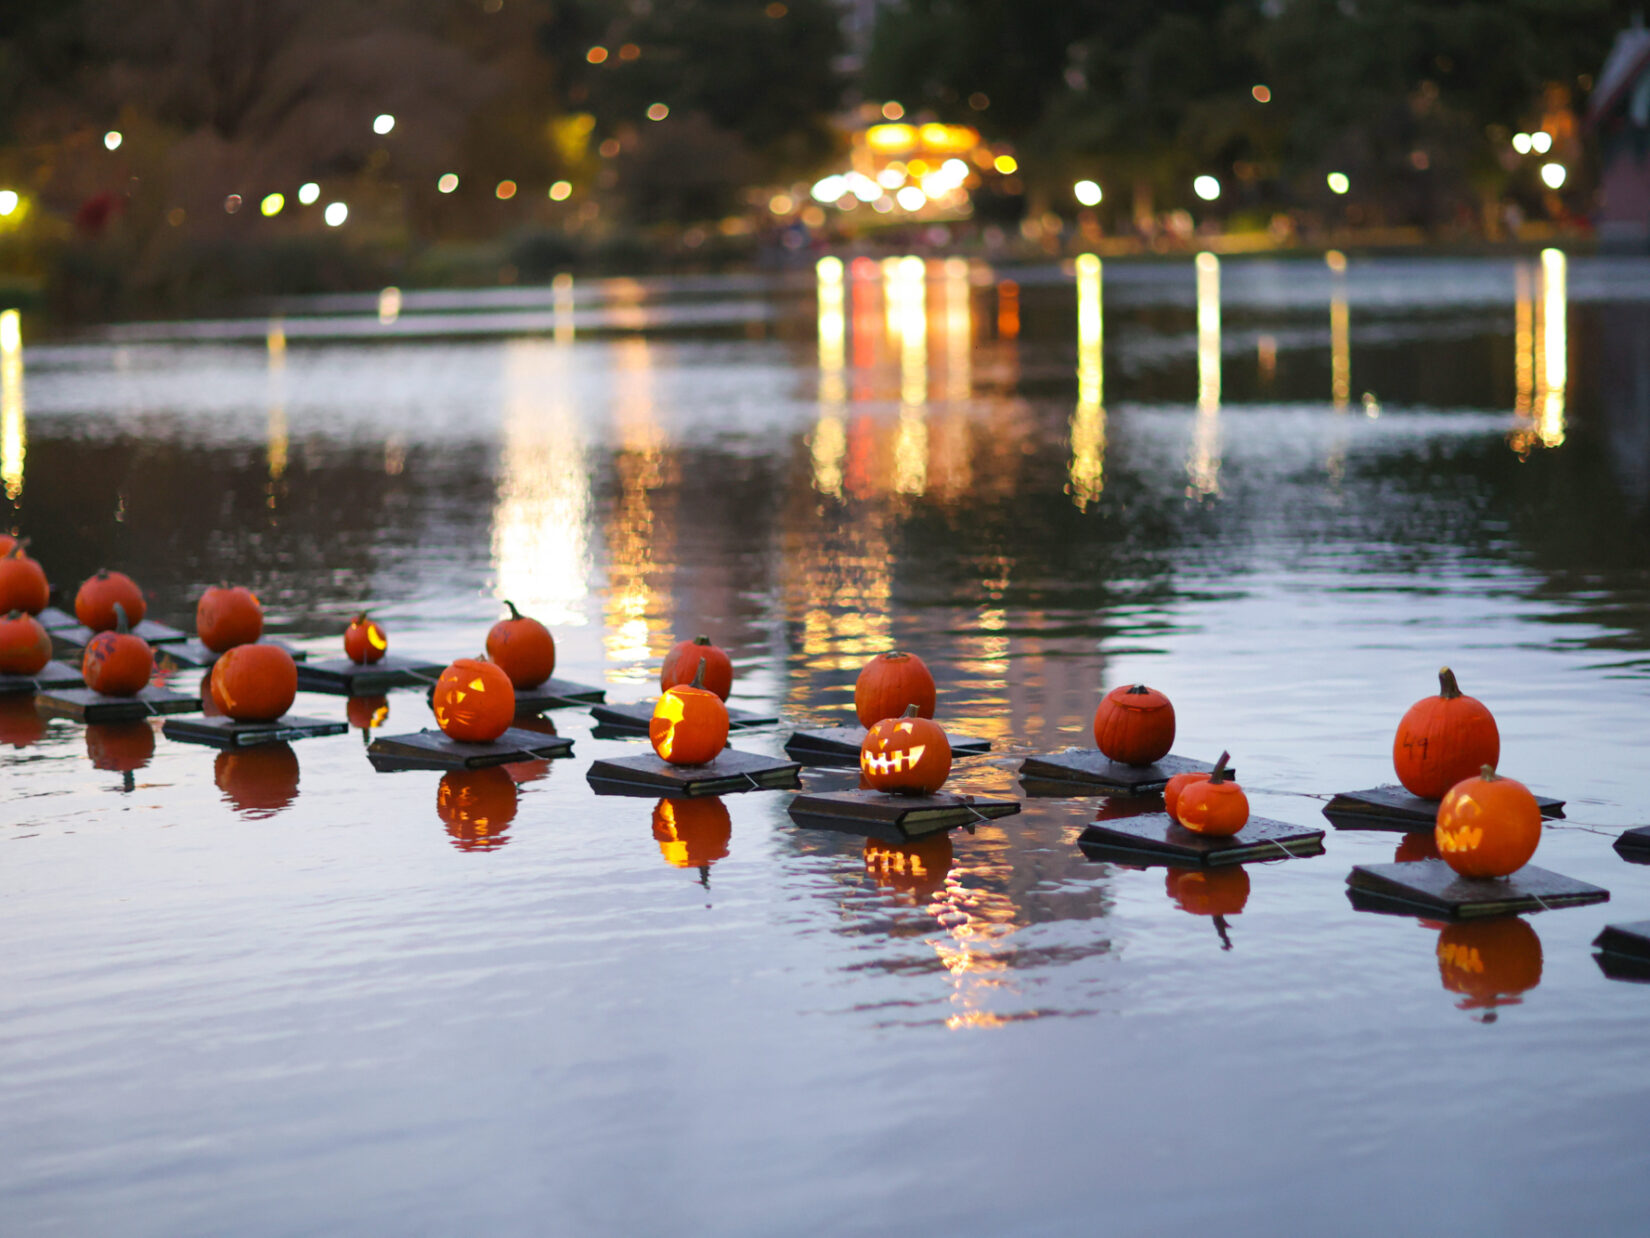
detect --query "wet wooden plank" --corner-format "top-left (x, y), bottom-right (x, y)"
top-left (35, 685), bottom-right (197, 724)
top-left (157, 638), bottom-right (309, 671)
top-left (1324, 784), bottom-right (1565, 830)
top-left (1612, 826), bottom-right (1650, 864)
top-left (1594, 921), bottom-right (1650, 982)
top-left (784, 725), bottom-right (990, 767)
top-left (788, 789), bottom-right (1019, 842)
top-left (367, 726), bottom-right (574, 772)
top-left (49, 618), bottom-right (190, 653)
top-left (1347, 860), bottom-right (1608, 919)
top-left (295, 655), bottom-right (446, 695)
top-left (0, 660), bottom-right (84, 695)
top-left (1019, 750), bottom-right (1226, 796)
top-left (589, 699), bottom-right (778, 733)
top-left (585, 748), bottom-right (800, 797)
top-left (162, 714), bottom-right (347, 748)
top-left (1078, 812), bottom-right (1323, 867)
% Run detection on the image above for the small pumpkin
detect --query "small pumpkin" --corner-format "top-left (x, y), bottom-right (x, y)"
top-left (1163, 770), bottom-right (1212, 823)
top-left (661, 634), bottom-right (733, 701)
top-left (0, 609), bottom-right (51, 674)
top-left (81, 603), bottom-right (153, 696)
top-left (1174, 751), bottom-right (1248, 836)
top-left (437, 767), bottom-right (519, 851)
top-left (1093, 683), bottom-right (1175, 766)
top-left (649, 662), bottom-right (729, 765)
top-left (432, 657), bottom-right (516, 743)
top-left (75, 568), bottom-right (146, 632)
top-left (652, 796), bottom-right (733, 882)
top-left (0, 542), bottom-right (49, 615)
top-left (1435, 916), bottom-right (1543, 1018)
top-left (854, 651), bottom-right (936, 728)
top-left (0, 694), bottom-right (48, 748)
top-left (1435, 764), bottom-right (1541, 879)
top-left (1393, 667), bottom-right (1500, 800)
top-left (864, 834), bottom-right (954, 901)
top-left (343, 612), bottom-right (388, 665)
top-left (196, 584), bottom-right (264, 653)
top-left (209, 643), bottom-right (298, 721)
top-left (487, 600), bottom-right (556, 689)
top-left (860, 703), bottom-right (952, 795)
top-left (214, 743), bottom-right (300, 817)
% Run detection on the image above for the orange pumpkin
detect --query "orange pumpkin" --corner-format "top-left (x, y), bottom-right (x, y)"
top-left (0, 609), bottom-right (51, 674)
top-left (0, 543), bottom-right (49, 615)
top-left (209, 643), bottom-right (298, 721)
top-left (1093, 683), bottom-right (1175, 766)
top-left (1435, 916), bottom-right (1543, 1018)
top-left (860, 704), bottom-right (952, 795)
top-left (1175, 751), bottom-right (1248, 836)
top-left (214, 744), bottom-right (301, 817)
top-left (0, 533), bottom-right (15, 556)
top-left (661, 634), bottom-right (733, 701)
top-left (0, 694), bottom-right (48, 748)
top-left (81, 604), bottom-right (153, 696)
top-left (1435, 764), bottom-right (1541, 879)
top-left (486, 600), bottom-right (556, 689)
top-left (85, 721), bottom-right (155, 791)
top-left (652, 796), bottom-right (733, 881)
top-left (196, 584), bottom-right (264, 653)
top-left (343, 612), bottom-right (388, 665)
top-left (854, 651), bottom-right (936, 728)
top-left (1163, 770), bottom-right (1211, 823)
top-left (75, 568), bottom-right (146, 632)
top-left (346, 693), bottom-right (388, 737)
top-left (432, 657), bottom-right (516, 742)
top-left (649, 663), bottom-right (729, 765)
top-left (864, 834), bottom-right (954, 901)
top-left (437, 767), bottom-right (519, 851)
top-left (1393, 667), bottom-right (1500, 799)
top-left (1166, 865), bottom-right (1251, 917)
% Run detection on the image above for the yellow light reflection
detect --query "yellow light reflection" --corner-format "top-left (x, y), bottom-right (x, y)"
top-left (889, 256), bottom-right (928, 496)
top-left (1514, 264), bottom-right (1533, 416)
top-left (377, 286), bottom-right (401, 325)
top-left (1195, 252), bottom-right (1220, 412)
top-left (266, 315), bottom-right (287, 485)
top-left (1069, 253), bottom-right (1105, 508)
top-left (814, 256), bottom-right (847, 497)
top-left (266, 318), bottom-right (286, 360)
top-left (1538, 248), bottom-right (1566, 447)
top-left (943, 255), bottom-right (971, 401)
top-left (552, 272), bottom-right (575, 344)
top-left (602, 338), bottom-right (672, 673)
top-left (1, 309), bottom-right (22, 501)
top-left (1330, 259), bottom-right (1350, 409)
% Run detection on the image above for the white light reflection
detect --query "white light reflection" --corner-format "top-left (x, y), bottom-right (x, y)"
top-left (888, 256), bottom-right (928, 496)
top-left (1538, 247), bottom-right (1566, 447)
top-left (1188, 252), bottom-right (1222, 497)
top-left (1, 309), bottom-right (23, 500)
top-left (814, 257), bottom-right (848, 497)
top-left (552, 272), bottom-right (575, 343)
top-left (1069, 253), bottom-right (1104, 508)
top-left (603, 338), bottom-right (669, 673)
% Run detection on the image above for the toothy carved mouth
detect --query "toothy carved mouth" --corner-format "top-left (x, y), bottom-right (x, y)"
top-left (861, 744), bottom-right (926, 775)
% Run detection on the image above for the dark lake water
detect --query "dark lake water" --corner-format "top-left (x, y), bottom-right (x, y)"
top-left (4, 252), bottom-right (1650, 1235)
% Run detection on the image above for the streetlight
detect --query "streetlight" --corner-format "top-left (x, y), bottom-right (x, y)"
top-left (1193, 175), bottom-right (1221, 202)
top-left (1540, 163), bottom-right (1567, 190)
top-left (104, 131), bottom-right (123, 150)
top-left (298, 182), bottom-right (320, 205)
top-left (373, 114), bottom-right (395, 135)
top-left (324, 202), bottom-right (349, 227)
top-left (1327, 172), bottom-right (1350, 195)
top-left (1531, 132), bottom-right (1553, 154)
top-left (1512, 133), bottom-right (1532, 154)
top-left (0, 190), bottom-right (17, 216)
top-left (1074, 179), bottom-right (1102, 207)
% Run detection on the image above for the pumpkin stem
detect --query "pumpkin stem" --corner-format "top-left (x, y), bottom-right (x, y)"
top-left (113, 602), bottom-right (130, 634)
top-left (693, 634), bottom-right (712, 646)
top-left (503, 600), bottom-right (522, 621)
top-left (5, 537), bottom-right (29, 558)
top-left (352, 610), bottom-right (368, 624)
top-left (1207, 750), bottom-right (1232, 784)
top-left (1438, 667), bottom-right (1462, 700)
top-left (97, 567), bottom-right (110, 580)
top-left (903, 703), bottom-right (920, 717)
top-left (1480, 764), bottom-right (1499, 781)
top-left (1125, 683), bottom-right (1152, 695)
top-left (1214, 915), bottom-right (1233, 951)
top-left (6, 609), bottom-right (20, 620)
top-left (689, 660), bottom-right (707, 689)
top-left (698, 864), bottom-right (711, 888)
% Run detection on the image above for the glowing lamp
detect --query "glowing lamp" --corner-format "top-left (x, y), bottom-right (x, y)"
top-left (1540, 162), bottom-right (1566, 190)
top-left (1193, 175), bottom-right (1221, 202)
top-left (1074, 179), bottom-right (1102, 207)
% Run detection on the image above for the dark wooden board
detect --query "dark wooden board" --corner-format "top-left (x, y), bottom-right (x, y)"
top-left (1018, 750), bottom-right (1226, 796)
top-left (37, 605), bottom-right (78, 631)
top-left (586, 748), bottom-right (800, 797)
top-left (1593, 922), bottom-right (1650, 982)
top-left (49, 618), bottom-right (190, 652)
top-left (295, 655), bottom-right (446, 695)
top-left (367, 726), bottom-right (574, 772)
top-left (784, 725), bottom-right (990, 767)
top-left (426, 675), bottom-right (606, 715)
top-left (788, 789), bottom-right (1020, 842)
top-left (35, 685), bottom-right (197, 724)
top-left (1346, 860), bottom-right (1608, 919)
top-left (162, 714), bottom-right (347, 748)
top-left (589, 699), bottom-right (778, 734)
top-left (1078, 812), bottom-right (1323, 867)
top-left (1324, 784), bottom-right (1565, 830)
top-left (0, 660), bottom-right (84, 695)
top-left (1612, 826), bottom-right (1650, 864)
top-left (158, 638), bottom-right (309, 671)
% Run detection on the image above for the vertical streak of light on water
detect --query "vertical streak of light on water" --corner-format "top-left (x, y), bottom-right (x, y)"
top-left (812, 257), bottom-right (847, 499)
top-left (1069, 253), bottom-right (1105, 509)
top-left (602, 338), bottom-right (668, 674)
top-left (1189, 253), bottom-right (1222, 497)
top-left (892, 256), bottom-right (928, 497)
top-left (1539, 248), bottom-right (1567, 448)
top-left (1, 309), bottom-right (23, 502)
top-left (265, 321), bottom-right (287, 497)
top-left (552, 273), bottom-right (575, 345)
top-left (1514, 264), bottom-right (1534, 417)
top-left (1330, 260), bottom-right (1351, 410)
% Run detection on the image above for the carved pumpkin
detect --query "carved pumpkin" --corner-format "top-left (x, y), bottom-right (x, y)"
top-left (1393, 667), bottom-right (1500, 800)
top-left (0, 543), bottom-right (49, 615)
top-left (343, 612), bottom-right (388, 665)
top-left (864, 834), bottom-right (953, 901)
top-left (196, 584), bottom-right (264, 653)
top-left (209, 643), bottom-right (298, 722)
top-left (1174, 751), bottom-right (1248, 836)
top-left (854, 651), bottom-right (936, 728)
top-left (649, 663), bottom-right (729, 765)
top-left (487, 600), bottom-right (556, 689)
top-left (347, 693), bottom-right (388, 743)
top-left (0, 609), bottom-right (51, 675)
top-left (437, 767), bottom-right (519, 851)
top-left (1094, 683), bottom-right (1175, 766)
top-left (81, 604), bottom-right (153, 696)
top-left (1165, 864), bottom-right (1250, 950)
top-left (661, 634), bottom-right (733, 701)
top-left (1163, 770), bottom-right (1211, 823)
top-left (0, 694), bottom-right (48, 748)
top-left (214, 743), bottom-right (300, 817)
top-left (860, 704), bottom-right (952, 795)
top-left (432, 657), bottom-right (516, 742)
top-left (86, 720), bottom-right (155, 791)
top-left (1394, 830), bottom-right (1441, 863)
top-left (1436, 916), bottom-right (1543, 1019)
top-left (75, 568), bottom-right (146, 632)
top-left (652, 796), bottom-right (732, 883)
top-left (1435, 764), bottom-right (1541, 879)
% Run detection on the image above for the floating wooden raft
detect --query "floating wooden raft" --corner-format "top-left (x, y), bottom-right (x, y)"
top-left (295, 655), bottom-right (446, 695)
top-left (426, 676), bottom-right (606, 716)
top-left (589, 699), bottom-right (778, 734)
top-left (34, 685), bottom-right (197, 724)
top-left (1346, 860), bottom-right (1608, 919)
top-left (784, 725), bottom-right (990, 767)
top-left (367, 726), bottom-right (574, 772)
top-left (788, 789), bottom-right (1020, 843)
top-left (1019, 750), bottom-right (1226, 796)
top-left (48, 618), bottom-right (190, 654)
top-left (0, 661), bottom-right (84, 696)
top-left (1324, 784), bottom-right (1565, 830)
top-left (1078, 813), bottom-right (1323, 867)
top-left (163, 714), bottom-right (347, 749)
top-left (157, 638), bottom-right (309, 671)
top-left (585, 749), bottom-right (800, 797)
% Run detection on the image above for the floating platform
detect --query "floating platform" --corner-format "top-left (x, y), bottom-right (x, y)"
top-left (49, 618), bottom-right (189, 653)
top-left (1324, 784), bottom-right (1565, 830)
top-left (157, 638), bottom-right (309, 671)
top-left (585, 748), bottom-right (800, 797)
top-left (35, 685), bottom-right (196, 724)
top-left (295, 655), bottom-right (446, 695)
top-left (0, 660), bottom-right (84, 695)
top-left (1018, 750), bottom-right (1227, 796)
top-left (788, 789), bottom-right (1020, 842)
top-left (1593, 921), bottom-right (1650, 982)
top-left (366, 726), bottom-right (574, 772)
top-left (1078, 813), bottom-right (1323, 867)
top-left (162, 714), bottom-right (346, 749)
top-left (1612, 826), bottom-right (1650, 864)
top-left (36, 606), bottom-right (78, 631)
top-left (1346, 860), bottom-right (1608, 919)
top-left (427, 675), bottom-right (605, 716)
top-left (783, 725), bottom-right (990, 767)
top-left (589, 699), bottom-right (778, 734)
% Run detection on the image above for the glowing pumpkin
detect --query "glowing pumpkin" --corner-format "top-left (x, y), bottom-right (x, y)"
top-left (1434, 764), bottom-right (1541, 879)
top-left (1093, 683), bottom-right (1175, 766)
top-left (209, 643), bottom-right (298, 721)
top-left (437, 767), bottom-right (519, 851)
top-left (346, 693), bottom-right (389, 740)
top-left (661, 634), bottom-right (733, 701)
top-left (854, 651), bottom-right (936, 728)
top-left (1393, 667), bottom-right (1500, 799)
top-left (214, 744), bottom-right (301, 817)
top-left (196, 584), bottom-right (264, 653)
top-left (0, 543), bottom-right (49, 615)
top-left (649, 663), bottom-right (729, 765)
top-left (864, 834), bottom-right (954, 901)
top-left (1163, 769), bottom-right (1211, 823)
top-left (0, 694), bottom-right (48, 748)
top-left (81, 604), bottom-right (153, 696)
top-left (75, 568), bottom-right (146, 631)
top-left (343, 612), bottom-right (388, 665)
top-left (1436, 916), bottom-right (1543, 1020)
top-left (0, 609), bottom-right (52, 675)
top-left (486, 600), bottom-right (556, 689)
top-left (652, 796), bottom-right (733, 883)
top-left (432, 657), bottom-right (515, 742)
top-left (1174, 751), bottom-right (1248, 836)
top-left (860, 704), bottom-right (951, 795)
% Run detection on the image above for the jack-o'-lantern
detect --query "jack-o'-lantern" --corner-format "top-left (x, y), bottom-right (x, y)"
top-left (0, 609), bottom-right (51, 675)
top-left (1395, 830), bottom-right (1441, 863)
top-left (437, 767), bottom-right (519, 851)
top-left (347, 693), bottom-right (389, 743)
top-left (81, 604), bottom-right (153, 696)
top-left (86, 720), bottom-right (155, 792)
top-left (0, 542), bottom-right (49, 615)
top-left (75, 568), bottom-right (146, 631)
top-left (1435, 916), bottom-right (1543, 1021)
top-left (209, 643), bottom-right (298, 721)
top-left (864, 833), bottom-right (954, 902)
top-left (1163, 770), bottom-right (1211, 823)
top-left (1093, 683), bottom-right (1175, 766)
top-left (487, 601), bottom-right (556, 688)
top-left (432, 657), bottom-right (516, 742)
top-left (1434, 764), bottom-right (1541, 879)
top-left (1165, 865), bottom-right (1250, 949)
top-left (343, 612), bottom-right (388, 665)
top-left (1393, 667), bottom-right (1500, 800)
top-left (860, 704), bottom-right (951, 795)
top-left (652, 796), bottom-right (732, 884)
top-left (661, 634), bottom-right (733, 701)
top-left (214, 743), bottom-right (301, 817)
top-left (196, 584), bottom-right (264, 653)
top-left (854, 651), bottom-right (936, 728)
top-left (0, 694), bottom-right (48, 748)
top-left (649, 663), bottom-right (729, 765)
top-left (1174, 751), bottom-right (1248, 836)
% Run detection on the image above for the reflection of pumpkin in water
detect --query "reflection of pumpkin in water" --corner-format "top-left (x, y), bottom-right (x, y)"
top-left (864, 833), bottom-right (954, 902)
top-left (0, 694), bottom-right (48, 748)
top-left (214, 743), bottom-right (301, 817)
top-left (1395, 830), bottom-right (1441, 863)
top-left (437, 767), bottom-right (518, 851)
top-left (652, 797), bottom-right (732, 886)
top-left (1165, 865), bottom-right (1251, 950)
top-left (86, 720), bottom-right (155, 792)
top-left (1436, 916), bottom-right (1543, 1022)
top-left (504, 714), bottom-right (557, 784)
top-left (347, 694), bottom-right (388, 745)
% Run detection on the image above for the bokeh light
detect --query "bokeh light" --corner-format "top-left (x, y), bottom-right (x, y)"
top-left (1074, 179), bottom-right (1102, 207)
top-left (1540, 162), bottom-right (1567, 189)
top-left (549, 180), bottom-right (572, 201)
top-left (104, 130), bottom-right (123, 150)
top-left (260, 193), bottom-right (284, 217)
top-left (323, 201), bottom-right (348, 226)
top-left (437, 173), bottom-right (459, 193)
top-left (1194, 175), bottom-right (1221, 201)
top-left (646, 103), bottom-right (669, 121)
top-left (298, 182), bottom-right (320, 205)
top-left (1327, 172), bottom-right (1350, 195)
top-left (372, 114), bottom-right (395, 135)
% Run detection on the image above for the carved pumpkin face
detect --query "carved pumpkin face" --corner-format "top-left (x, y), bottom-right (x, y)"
top-left (1174, 752), bottom-right (1248, 836)
top-left (652, 797), bottom-right (732, 881)
top-left (214, 743), bottom-right (301, 817)
top-left (196, 585), bottom-right (264, 653)
top-left (1435, 765), bottom-right (1541, 878)
top-left (75, 568), bottom-right (146, 631)
top-left (1394, 667), bottom-right (1500, 800)
top-left (486, 601), bottom-right (556, 689)
top-left (81, 605), bottom-right (153, 697)
top-left (649, 679), bottom-right (729, 766)
top-left (1436, 916), bottom-right (1543, 1019)
top-left (437, 767), bottom-right (519, 851)
top-left (1093, 683), bottom-right (1176, 766)
top-left (432, 657), bottom-right (516, 743)
top-left (854, 651), bottom-right (936, 728)
top-left (209, 643), bottom-right (298, 722)
top-left (661, 635), bottom-right (733, 701)
top-left (1163, 771), bottom-right (1211, 823)
top-left (860, 707), bottom-right (951, 795)
top-left (343, 613), bottom-right (389, 665)
top-left (864, 834), bottom-right (953, 901)
top-left (0, 609), bottom-right (51, 675)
